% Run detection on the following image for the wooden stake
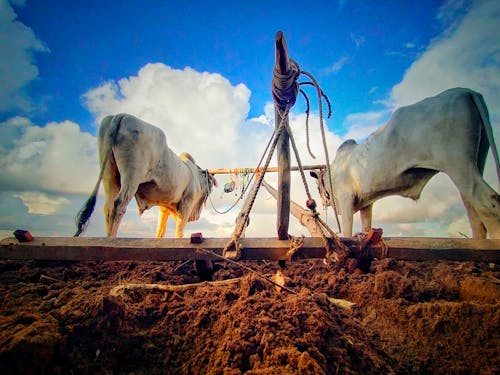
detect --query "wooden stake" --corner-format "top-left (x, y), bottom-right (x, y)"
top-left (274, 31), bottom-right (292, 240)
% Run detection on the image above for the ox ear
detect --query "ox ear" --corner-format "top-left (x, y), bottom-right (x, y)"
top-left (310, 170), bottom-right (319, 179)
top-left (212, 175), bottom-right (218, 187)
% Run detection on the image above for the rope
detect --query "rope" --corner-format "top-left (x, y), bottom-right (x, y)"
top-left (207, 125), bottom-right (278, 215)
top-left (277, 100), bottom-right (349, 264)
top-left (197, 247), bottom-right (297, 295)
top-left (299, 81), bottom-right (332, 160)
top-left (287, 235), bottom-right (305, 260)
top-left (283, 115), bottom-right (314, 202)
top-left (380, 239), bottom-right (388, 259)
top-left (223, 105), bottom-right (291, 257)
top-left (272, 58), bottom-right (300, 109)
top-left (220, 56), bottom-right (345, 262)
top-left (299, 81), bottom-right (332, 118)
top-left (281, 68), bottom-right (343, 249)
top-left (299, 89), bottom-right (315, 159)
top-left (300, 70), bottom-right (342, 233)
top-left (314, 214), bottom-right (349, 263)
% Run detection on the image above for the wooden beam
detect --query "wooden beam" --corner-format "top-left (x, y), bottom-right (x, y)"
top-left (1, 236), bottom-right (499, 262)
top-left (0, 236), bottom-right (326, 261)
top-left (374, 237), bottom-right (500, 262)
top-left (207, 164), bottom-right (325, 175)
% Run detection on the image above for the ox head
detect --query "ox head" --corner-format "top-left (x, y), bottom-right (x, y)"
top-left (180, 152), bottom-right (217, 196)
top-left (310, 169), bottom-right (332, 208)
top-left (203, 170), bottom-right (218, 193)
top-left (310, 139), bottom-right (358, 213)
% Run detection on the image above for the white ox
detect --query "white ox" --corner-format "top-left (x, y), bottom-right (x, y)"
top-left (311, 88), bottom-right (500, 239)
top-left (75, 113), bottom-right (217, 238)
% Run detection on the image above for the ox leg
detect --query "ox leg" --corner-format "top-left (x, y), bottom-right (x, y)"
top-left (340, 199), bottom-right (354, 238)
top-left (461, 194), bottom-right (487, 239)
top-left (360, 204), bottom-right (373, 233)
top-left (109, 179), bottom-right (140, 237)
top-left (103, 183), bottom-right (120, 236)
top-left (449, 168), bottom-right (500, 239)
top-left (102, 177), bottom-right (120, 237)
top-left (101, 153), bottom-right (121, 237)
top-left (156, 207), bottom-right (170, 238)
top-left (175, 217), bottom-right (187, 238)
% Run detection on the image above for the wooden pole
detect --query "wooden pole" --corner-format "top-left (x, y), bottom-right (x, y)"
top-left (1, 236), bottom-right (499, 262)
top-left (274, 31), bottom-right (293, 240)
top-left (207, 164), bottom-right (325, 175)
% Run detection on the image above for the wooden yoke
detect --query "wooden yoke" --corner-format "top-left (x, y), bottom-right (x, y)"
top-left (273, 31), bottom-right (299, 240)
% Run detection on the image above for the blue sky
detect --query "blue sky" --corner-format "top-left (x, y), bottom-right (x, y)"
top-left (1, 0), bottom-right (499, 239)
top-left (6, 0), bottom-right (444, 130)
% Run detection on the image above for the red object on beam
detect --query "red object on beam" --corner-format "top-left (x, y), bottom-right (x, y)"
top-left (13, 229), bottom-right (34, 243)
top-left (190, 233), bottom-right (204, 244)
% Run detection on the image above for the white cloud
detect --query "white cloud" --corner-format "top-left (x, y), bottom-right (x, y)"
top-left (390, 0), bottom-right (499, 120)
top-left (350, 33), bottom-right (365, 48)
top-left (0, 230), bottom-right (13, 240)
top-left (324, 56), bottom-right (349, 75)
top-left (435, 0), bottom-right (472, 29)
top-left (341, 110), bottom-right (390, 141)
top-left (83, 63), bottom-right (250, 168)
top-left (0, 116), bottom-right (99, 194)
top-left (0, 0), bottom-right (49, 111)
top-left (13, 191), bottom-right (70, 215)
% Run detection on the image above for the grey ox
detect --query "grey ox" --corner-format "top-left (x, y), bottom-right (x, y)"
top-left (311, 88), bottom-right (500, 239)
top-left (75, 113), bottom-right (217, 238)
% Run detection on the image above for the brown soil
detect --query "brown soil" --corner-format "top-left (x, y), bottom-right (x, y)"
top-left (0, 257), bottom-right (498, 374)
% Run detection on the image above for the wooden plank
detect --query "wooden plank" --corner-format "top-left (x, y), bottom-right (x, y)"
top-left (381, 237), bottom-right (500, 262)
top-left (0, 236), bottom-right (326, 261)
top-left (1, 236), bottom-right (499, 262)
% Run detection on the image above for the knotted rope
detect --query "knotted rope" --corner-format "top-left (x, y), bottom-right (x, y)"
top-left (287, 235), bottom-right (305, 260)
top-left (272, 58), bottom-right (300, 109)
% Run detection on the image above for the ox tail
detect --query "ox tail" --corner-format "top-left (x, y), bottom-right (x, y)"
top-left (472, 92), bottom-right (500, 191)
top-left (74, 115), bottom-right (123, 236)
